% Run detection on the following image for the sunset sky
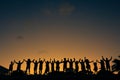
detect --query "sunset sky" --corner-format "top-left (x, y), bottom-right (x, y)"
top-left (0, 0), bottom-right (120, 73)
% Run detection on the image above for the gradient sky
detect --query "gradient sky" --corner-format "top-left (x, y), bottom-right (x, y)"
top-left (0, 0), bottom-right (120, 72)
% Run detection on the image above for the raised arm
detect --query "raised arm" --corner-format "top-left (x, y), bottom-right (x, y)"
top-left (23, 59), bottom-right (27, 62)
top-left (50, 58), bottom-right (52, 63)
top-left (53, 58), bottom-right (55, 62)
top-left (32, 59), bottom-right (35, 62)
top-left (73, 58), bottom-right (75, 62)
top-left (90, 60), bottom-right (93, 63)
top-left (39, 58), bottom-right (41, 61)
top-left (61, 59), bottom-right (63, 63)
top-left (60, 59), bottom-right (63, 63)
top-left (43, 59), bottom-right (46, 62)
top-left (14, 60), bottom-right (18, 64)
top-left (109, 56), bottom-right (112, 61)
top-left (21, 60), bottom-right (24, 64)
top-left (79, 58), bottom-right (81, 62)
top-left (84, 57), bottom-right (87, 60)
top-left (102, 56), bottom-right (105, 61)
top-left (67, 58), bottom-right (69, 62)
top-left (11, 61), bottom-right (14, 64)
top-left (33, 60), bottom-right (35, 63)
top-left (96, 60), bottom-right (100, 63)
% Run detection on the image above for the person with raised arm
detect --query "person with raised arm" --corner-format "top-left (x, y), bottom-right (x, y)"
top-left (68, 58), bottom-right (75, 71)
top-left (102, 56), bottom-right (112, 71)
top-left (38, 58), bottom-right (45, 74)
top-left (50, 58), bottom-right (55, 72)
top-left (84, 57), bottom-right (93, 71)
top-left (55, 59), bottom-right (62, 72)
top-left (97, 59), bottom-right (105, 71)
top-left (62, 58), bottom-right (69, 72)
top-left (14, 60), bottom-right (24, 72)
top-left (44, 59), bottom-right (50, 74)
top-left (74, 58), bottom-right (80, 73)
top-left (79, 59), bottom-right (86, 71)
top-left (24, 58), bottom-right (34, 74)
top-left (33, 60), bottom-right (39, 74)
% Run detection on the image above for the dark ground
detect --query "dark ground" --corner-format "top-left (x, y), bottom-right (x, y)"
top-left (0, 70), bottom-right (120, 80)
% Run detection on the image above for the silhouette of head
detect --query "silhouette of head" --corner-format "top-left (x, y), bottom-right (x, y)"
top-left (64, 58), bottom-right (66, 61)
top-left (81, 60), bottom-right (84, 62)
top-left (28, 59), bottom-right (30, 61)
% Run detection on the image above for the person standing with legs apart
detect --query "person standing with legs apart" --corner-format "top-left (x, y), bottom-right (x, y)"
top-left (24, 59), bottom-right (34, 74)
top-left (102, 56), bottom-right (112, 71)
top-left (14, 60), bottom-right (24, 72)
top-left (39, 58), bottom-right (45, 74)
top-left (33, 60), bottom-right (39, 75)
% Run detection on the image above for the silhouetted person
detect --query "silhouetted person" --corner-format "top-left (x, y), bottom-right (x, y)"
top-left (80, 59), bottom-right (86, 71)
top-left (74, 58), bottom-right (80, 72)
top-left (84, 57), bottom-right (92, 71)
top-left (62, 58), bottom-right (69, 72)
top-left (33, 60), bottom-right (38, 74)
top-left (102, 56), bottom-right (112, 71)
top-left (55, 59), bottom-right (62, 72)
top-left (68, 58), bottom-right (74, 70)
top-left (39, 58), bottom-right (45, 74)
top-left (44, 60), bottom-right (50, 74)
top-left (97, 59), bottom-right (105, 71)
top-left (9, 61), bottom-right (14, 74)
top-left (50, 58), bottom-right (55, 72)
top-left (14, 60), bottom-right (24, 72)
top-left (24, 59), bottom-right (34, 74)
top-left (93, 60), bottom-right (98, 73)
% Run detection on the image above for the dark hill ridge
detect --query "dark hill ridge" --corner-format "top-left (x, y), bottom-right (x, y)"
top-left (0, 65), bottom-right (9, 75)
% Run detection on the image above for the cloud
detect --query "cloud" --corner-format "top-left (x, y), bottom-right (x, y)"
top-left (16, 36), bottom-right (24, 40)
top-left (41, 2), bottom-right (75, 16)
top-left (58, 3), bottom-right (75, 16)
